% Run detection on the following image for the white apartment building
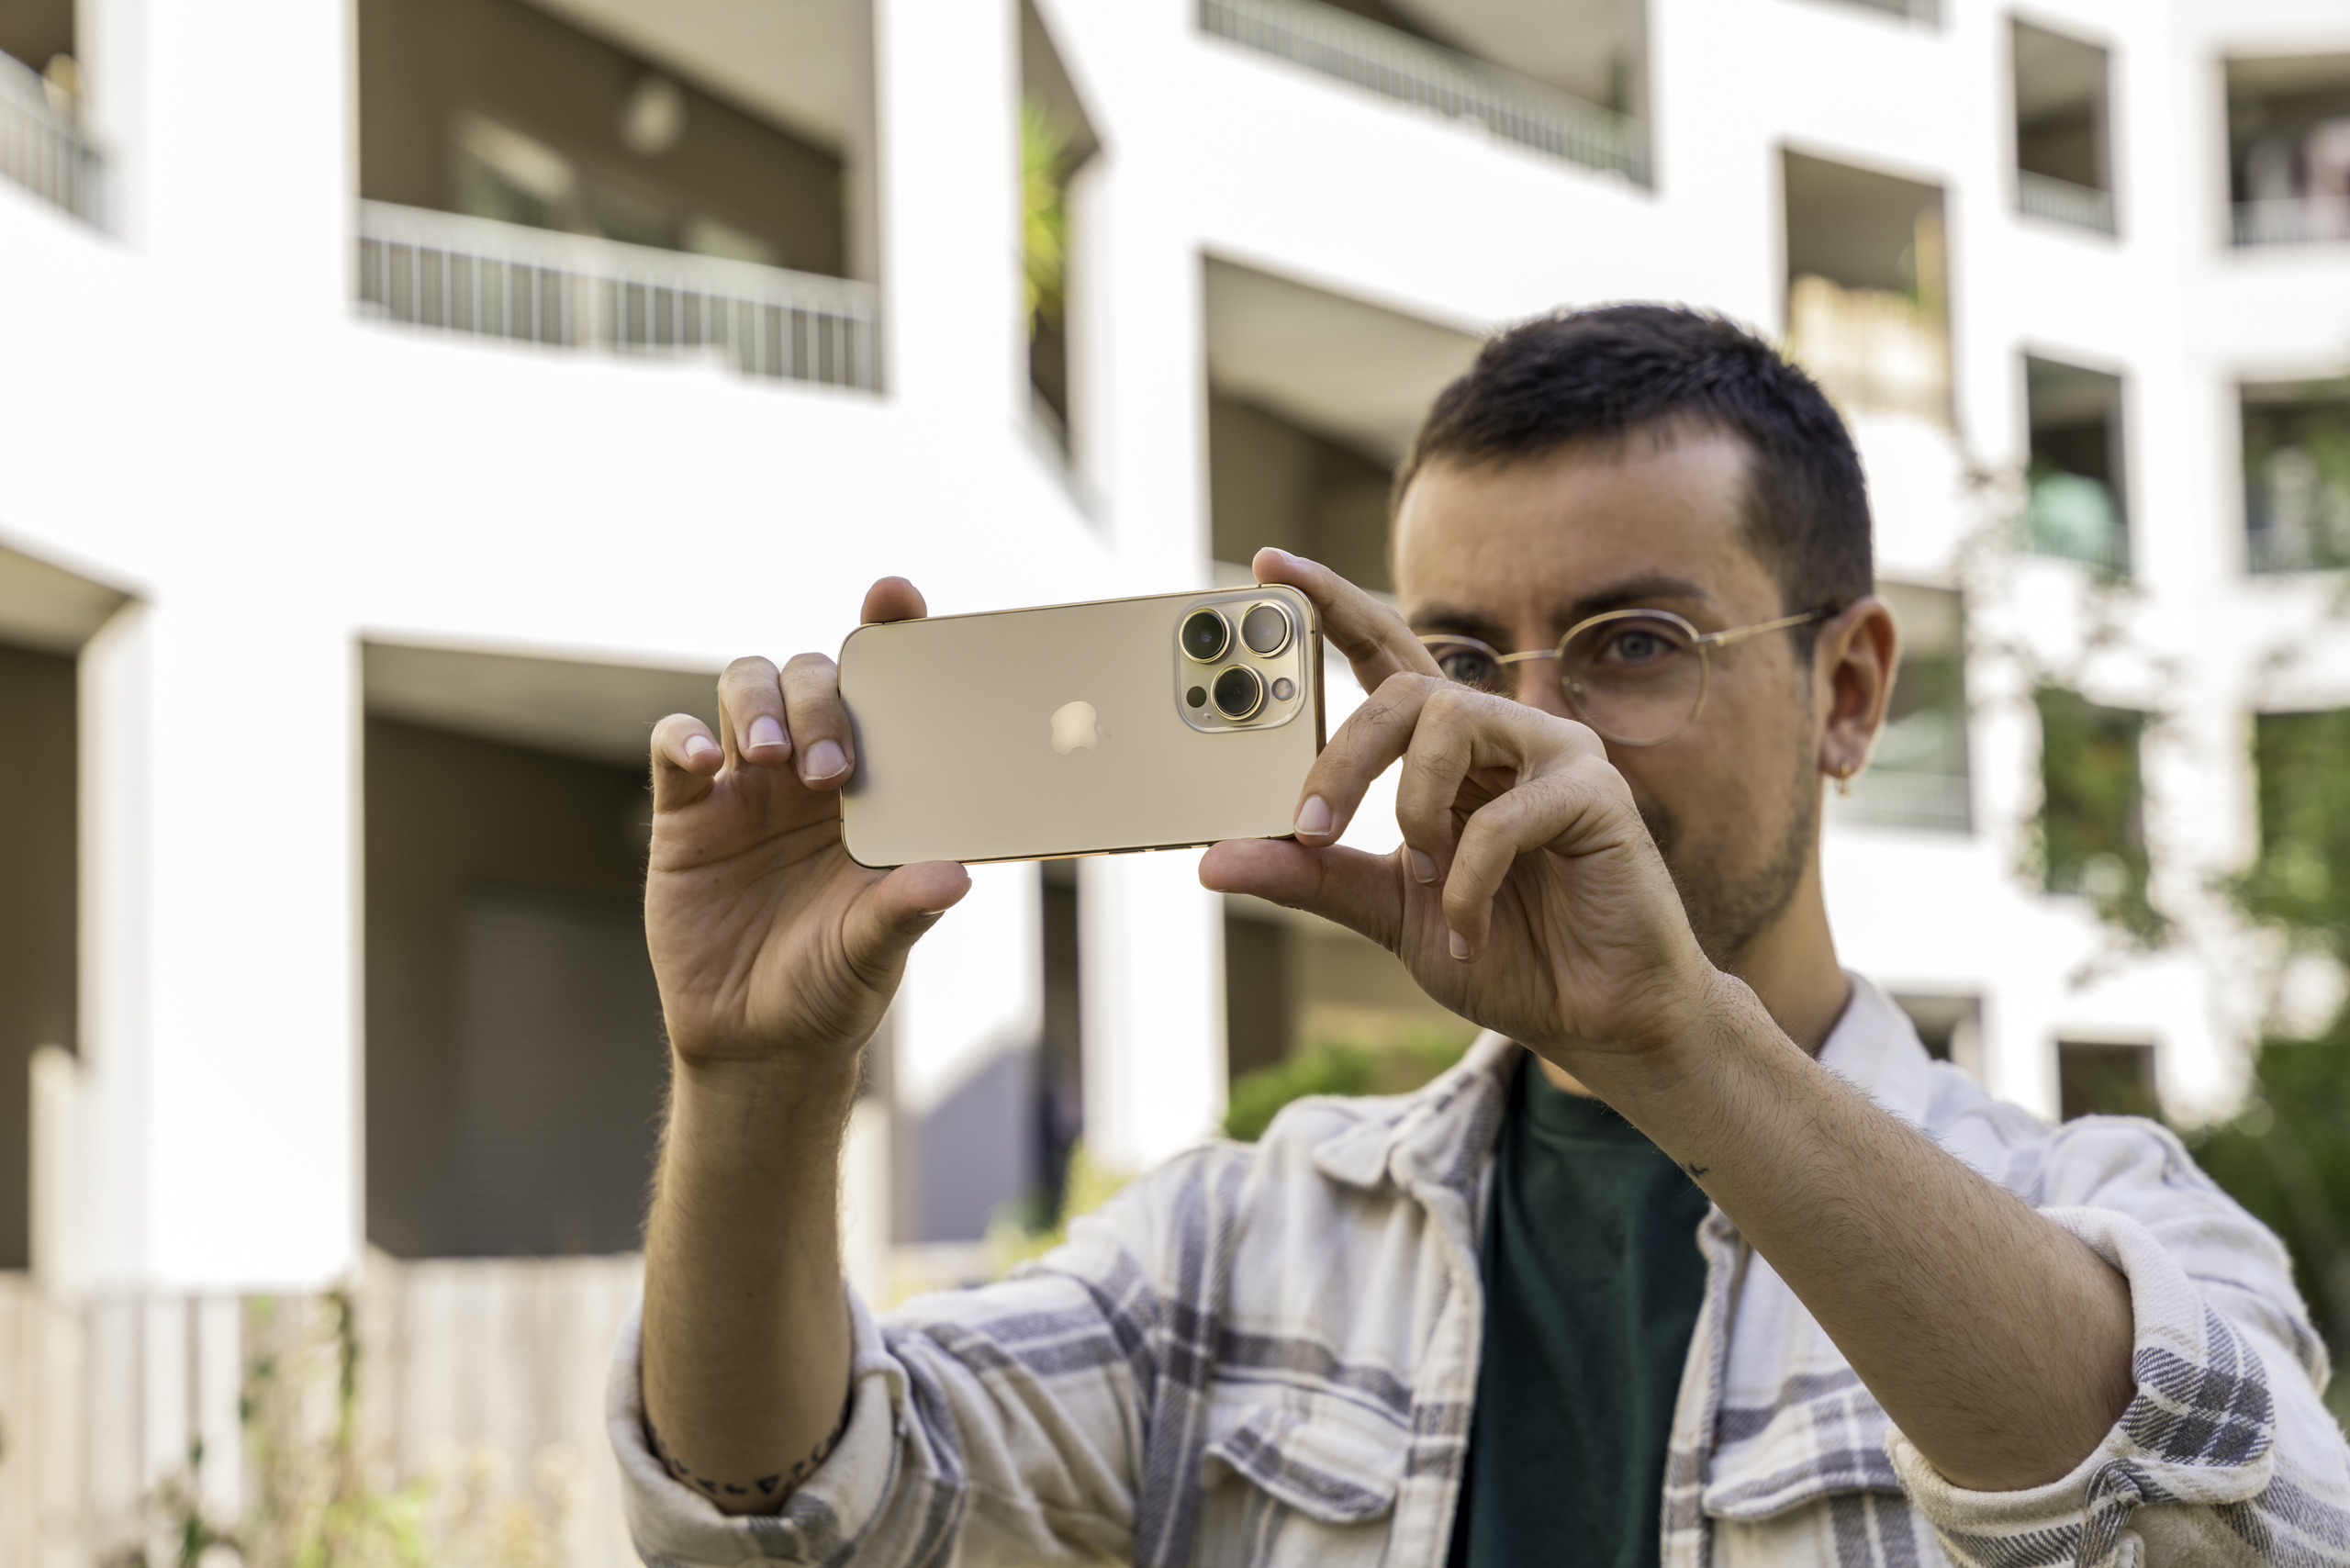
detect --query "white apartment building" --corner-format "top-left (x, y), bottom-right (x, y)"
top-left (1, 0), bottom-right (2346, 1559)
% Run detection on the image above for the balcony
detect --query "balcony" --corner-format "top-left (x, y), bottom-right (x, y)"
top-left (355, 0), bottom-right (877, 389)
top-left (1783, 151), bottom-right (1952, 427)
top-left (1198, 0), bottom-right (1648, 185)
top-left (0, 48), bottom-right (97, 224)
top-left (1831, 582), bottom-right (1971, 834)
top-left (2243, 379), bottom-right (2350, 574)
top-left (2226, 53), bottom-right (2350, 249)
top-left (2012, 21), bottom-right (2115, 239)
top-left (357, 200), bottom-right (877, 388)
top-left (2024, 355), bottom-right (2130, 574)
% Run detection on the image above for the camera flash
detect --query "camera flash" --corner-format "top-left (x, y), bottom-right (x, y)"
top-left (1270, 678), bottom-right (1295, 700)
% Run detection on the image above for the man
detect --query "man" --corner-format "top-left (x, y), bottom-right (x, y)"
top-left (612, 307), bottom-right (2350, 1566)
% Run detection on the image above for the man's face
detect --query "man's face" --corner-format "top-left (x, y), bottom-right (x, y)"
top-left (1391, 429), bottom-right (1820, 970)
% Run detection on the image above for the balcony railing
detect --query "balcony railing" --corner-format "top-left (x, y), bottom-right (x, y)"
top-left (2018, 171), bottom-right (2116, 236)
top-left (357, 200), bottom-right (878, 390)
top-left (1830, 768), bottom-right (1972, 834)
top-left (1198, 0), bottom-right (1647, 185)
top-left (2233, 197), bottom-right (2350, 247)
top-left (0, 50), bottom-right (99, 223)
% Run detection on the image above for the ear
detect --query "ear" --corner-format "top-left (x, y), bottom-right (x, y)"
top-left (1815, 595), bottom-right (1899, 785)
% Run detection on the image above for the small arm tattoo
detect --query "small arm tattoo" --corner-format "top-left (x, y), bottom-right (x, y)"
top-left (1684, 1160), bottom-right (1711, 1179)
top-left (644, 1389), bottom-right (851, 1506)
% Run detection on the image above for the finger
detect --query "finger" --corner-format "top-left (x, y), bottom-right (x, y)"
top-left (1442, 757), bottom-right (1630, 958)
top-left (651, 713), bottom-right (723, 811)
top-left (861, 577), bottom-right (929, 624)
top-left (716, 655), bottom-right (793, 769)
top-left (839, 859), bottom-right (971, 985)
top-left (1252, 547), bottom-right (1440, 691)
top-left (1199, 837), bottom-right (1409, 955)
top-left (1391, 688), bottom-right (1588, 881)
top-left (780, 651), bottom-right (855, 789)
top-left (1289, 672), bottom-right (1441, 847)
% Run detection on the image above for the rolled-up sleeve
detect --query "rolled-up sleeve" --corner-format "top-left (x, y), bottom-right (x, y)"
top-left (1887, 1161), bottom-right (2350, 1566)
top-left (609, 1167), bottom-right (1204, 1567)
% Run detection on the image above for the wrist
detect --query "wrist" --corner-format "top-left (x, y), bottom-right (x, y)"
top-left (665, 1047), bottom-right (865, 1176)
top-left (1554, 969), bottom-right (1770, 1114)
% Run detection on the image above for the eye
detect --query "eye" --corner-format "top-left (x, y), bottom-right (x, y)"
top-left (1596, 626), bottom-right (1679, 666)
top-left (1431, 645), bottom-right (1504, 689)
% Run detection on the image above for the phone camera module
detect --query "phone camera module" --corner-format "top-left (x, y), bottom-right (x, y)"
top-left (1181, 609), bottom-right (1232, 663)
top-left (1241, 602), bottom-right (1293, 656)
top-left (1212, 666), bottom-right (1266, 721)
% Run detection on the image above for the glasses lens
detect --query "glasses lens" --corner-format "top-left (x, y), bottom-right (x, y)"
top-left (1559, 614), bottom-right (1703, 745)
top-left (1423, 637), bottom-right (1512, 695)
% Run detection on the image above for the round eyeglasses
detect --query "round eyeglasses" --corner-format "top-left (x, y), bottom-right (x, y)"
top-left (1417, 607), bottom-right (1830, 747)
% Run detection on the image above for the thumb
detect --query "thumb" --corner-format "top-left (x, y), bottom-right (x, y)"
top-left (840, 859), bottom-right (972, 980)
top-left (1199, 837), bottom-right (1407, 953)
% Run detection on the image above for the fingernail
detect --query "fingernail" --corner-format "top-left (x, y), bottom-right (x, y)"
top-left (747, 715), bottom-right (787, 754)
top-left (1409, 850), bottom-right (1437, 884)
top-left (803, 740), bottom-right (848, 781)
top-left (1449, 930), bottom-right (1471, 961)
top-left (1295, 795), bottom-right (1333, 838)
top-left (683, 734), bottom-right (721, 767)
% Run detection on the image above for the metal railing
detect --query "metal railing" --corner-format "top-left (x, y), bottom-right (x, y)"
top-left (1198, 0), bottom-right (1647, 185)
top-left (2233, 197), bottom-right (2350, 248)
top-left (2018, 171), bottom-right (2116, 236)
top-left (1833, 0), bottom-right (1940, 22)
top-left (1830, 768), bottom-right (1972, 834)
top-left (0, 50), bottom-right (100, 223)
top-left (356, 200), bottom-right (878, 390)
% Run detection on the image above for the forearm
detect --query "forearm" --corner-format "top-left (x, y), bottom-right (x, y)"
top-left (642, 1052), bottom-right (861, 1516)
top-left (1589, 980), bottom-right (2136, 1492)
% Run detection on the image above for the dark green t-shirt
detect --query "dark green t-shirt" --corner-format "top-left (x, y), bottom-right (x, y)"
top-left (1447, 1053), bottom-right (1714, 1568)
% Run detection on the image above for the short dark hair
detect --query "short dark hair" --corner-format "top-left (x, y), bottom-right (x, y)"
top-left (1395, 304), bottom-right (1874, 618)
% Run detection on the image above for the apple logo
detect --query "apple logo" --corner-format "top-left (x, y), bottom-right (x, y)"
top-left (1050, 700), bottom-right (1101, 756)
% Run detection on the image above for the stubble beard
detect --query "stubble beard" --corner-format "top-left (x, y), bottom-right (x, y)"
top-left (1637, 737), bottom-right (1819, 974)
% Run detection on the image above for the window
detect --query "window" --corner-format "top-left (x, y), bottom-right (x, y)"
top-left (2226, 54), bottom-right (2350, 247)
top-left (1892, 993), bottom-right (1983, 1078)
top-left (2024, 356), bottom-right (2129, 573)
top-left (2057, 1039), bottom-right (2158, 1121)
top-left (1203, 256), bottom-right (1479, 589)
top-left (2034, 688), bottom-right (2162, 941)
top-left (2012, 20), bottom-right (2115, 235)
top-left (2242, 379), bottom-right (2350, 574)
top-left (1022, 1), bottom-right (1101, 460)
top-left (1834, 582), bottom-right (1971, 832)
top-left (2243, 710), bottom-right (2350, 933)
top-left (1783, 151), bottom-right (1952, 427)
top-left (1196, 0), bottom-right (1648, 185)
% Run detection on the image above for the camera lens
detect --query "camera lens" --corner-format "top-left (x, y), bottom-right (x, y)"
top-left (1181, 609), bottom-right (1230, 663)
top-left (1212, 666), bottom-right (1266, 721)
top-left (1241, 602), bottom-right (1292, 656)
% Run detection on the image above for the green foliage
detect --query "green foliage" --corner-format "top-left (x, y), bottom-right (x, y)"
top-left (2188, 1031), bottom-right (2350, 1361)
top-left (2238, 710), bottom-right (2350, 941)
top-left (990, 1139), bottom-right (1130, 1274)
top-left (2032, 686), bottom-right (2168, 945)
top-left (1020, 96), bottom-right (1073, 337)
top-left (1222, 1034), bottom-right (1471, 1143)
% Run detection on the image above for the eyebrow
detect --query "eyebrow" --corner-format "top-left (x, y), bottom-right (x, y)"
top-left (1409, 573), bottom-right (1718, 644)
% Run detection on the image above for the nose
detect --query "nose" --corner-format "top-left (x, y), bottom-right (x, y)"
top-left (1512, 659), bottom-right (1574, 719)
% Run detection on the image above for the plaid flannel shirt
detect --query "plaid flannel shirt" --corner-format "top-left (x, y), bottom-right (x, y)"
top-left (610, 975), bottom-right (2350, 1566)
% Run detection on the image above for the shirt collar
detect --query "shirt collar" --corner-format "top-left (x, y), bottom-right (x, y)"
top-left (1308, 971), bottom-right (1936, 1195)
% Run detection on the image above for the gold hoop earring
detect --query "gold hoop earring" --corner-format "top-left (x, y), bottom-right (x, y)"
top-left (1834, 762), bottom-right (1854, 798)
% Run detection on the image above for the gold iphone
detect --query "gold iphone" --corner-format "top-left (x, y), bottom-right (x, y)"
top-left (837, 585), bottom-right (1325, 867)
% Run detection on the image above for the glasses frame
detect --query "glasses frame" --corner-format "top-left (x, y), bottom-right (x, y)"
top-left (1416, 606), bottom-right (1831, 747)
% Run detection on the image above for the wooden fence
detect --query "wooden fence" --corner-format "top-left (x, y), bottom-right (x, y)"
top-left (0, 1253), bottom-right (646, 1567)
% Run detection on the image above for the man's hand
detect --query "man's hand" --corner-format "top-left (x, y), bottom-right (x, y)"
top-left (1207, 550), bottom-right (2136, 1493)
top-left (641, 577), bottom-right (967, 1517)
top-left (1202, 548), bottom-right (1731, 1092)
top-left (646, 576), bottom-right (970, 1079)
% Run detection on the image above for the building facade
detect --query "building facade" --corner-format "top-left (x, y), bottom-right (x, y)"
top-left (1, 0), bottom-right (2347, 1558)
